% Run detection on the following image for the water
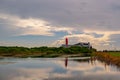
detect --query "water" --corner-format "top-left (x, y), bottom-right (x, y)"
top-left (0, 57), bottom-right (120, 80)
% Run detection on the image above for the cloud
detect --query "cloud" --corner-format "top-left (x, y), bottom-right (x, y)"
top-left (0, 0), bottom-right (120, 50)
top-left (0, 13), bottom-right (120, 50)
top-left (51, 30), bottom-right (120, 50)
top-left (0, 0), bottom-right (120, 30)
top-left (0, 13), bottom-right (74, 36)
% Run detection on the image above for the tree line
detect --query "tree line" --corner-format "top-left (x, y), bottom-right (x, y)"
top-left (0, 46), bottom-right (96, 57)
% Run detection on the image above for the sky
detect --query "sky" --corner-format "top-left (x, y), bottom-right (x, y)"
top-left (0, 0), bottom-right (120, 50)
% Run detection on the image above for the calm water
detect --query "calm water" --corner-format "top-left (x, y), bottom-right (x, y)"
top-left (0, 57), bottom-right (120, 80)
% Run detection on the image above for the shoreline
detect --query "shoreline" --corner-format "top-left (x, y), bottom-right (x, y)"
top-left (0, 53), bottom-right (91, 58)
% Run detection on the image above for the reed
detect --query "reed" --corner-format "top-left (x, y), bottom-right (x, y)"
top-left (95, 52), bottom-right (120, 67)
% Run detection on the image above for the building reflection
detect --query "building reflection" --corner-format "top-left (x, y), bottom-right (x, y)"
top-left (90, 57), bottom-right (96, 66)
top-left (65, 57), bottom-right (68, 68)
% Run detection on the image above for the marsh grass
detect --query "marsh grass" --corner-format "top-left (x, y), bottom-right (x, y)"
top-left (108, 52), bottom-right (120, 57)
top-left (95, 52), bottom-right (120, 67)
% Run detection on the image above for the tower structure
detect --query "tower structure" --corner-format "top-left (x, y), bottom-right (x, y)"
top-left (65, 37), bottom-right (68, 47)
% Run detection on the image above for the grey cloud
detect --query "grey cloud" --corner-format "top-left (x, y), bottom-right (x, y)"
top-left (0, 0), bottom-right (120, 31)
top-left (110, 34), bottom-right (120, 50)
top-left (0, 0), bottom-right (105, 26)
top-left (85, 33), bottom-right (104, 38)
top-left (0, 22), bottom-right (25, 38)
top-left (0, 0), bottom-right (120, 49)
top-left (1, 0), bottom-right (120, 31)
top-left (10, 1), bottom-right (120, 31)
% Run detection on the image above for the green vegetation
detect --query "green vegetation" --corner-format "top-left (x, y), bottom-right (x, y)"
top-left (108, 51), bottom-right (120, 57)
top-left (0, 46), bottom-right (96, 58)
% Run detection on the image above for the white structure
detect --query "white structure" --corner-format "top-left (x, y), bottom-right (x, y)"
top-left (61, 38), bottom-right (92, 49)
top-left (61, 42), bottom-right (92, 49)
top-left (74, 42), bottom-right (92, 49)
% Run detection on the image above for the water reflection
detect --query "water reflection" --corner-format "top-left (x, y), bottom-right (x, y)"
top-left (65, 57), bottom-right (68, 68)
top-left (0, 58), bottom-right (120, 80)
top-left (0, 61), bottom-right (16, 65)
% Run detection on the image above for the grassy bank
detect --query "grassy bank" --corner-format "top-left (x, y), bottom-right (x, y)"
top-left (94, 52), bottom-right (120, 67)
top-left (0, 46), bottom-right (96, 58)
top-left (108, 52), bottom-right (120, 57)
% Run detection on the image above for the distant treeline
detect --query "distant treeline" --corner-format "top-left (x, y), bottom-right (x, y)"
top-left (0, 46), bottom-right (96, 57)
top-left (102, 50), bottom-right (120, 52)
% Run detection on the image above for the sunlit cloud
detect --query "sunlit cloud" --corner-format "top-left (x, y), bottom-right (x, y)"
top-left (51, 30), bottom-right (120, 50)
top-left (0, 13), bottom-right (74, 36)
top-left (0, 0), bottom-right (120, 50)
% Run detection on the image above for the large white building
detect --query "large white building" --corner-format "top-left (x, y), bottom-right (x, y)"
top-left (61, 38), bottom-right (92, 49)
top-left (61, 42), bottom-right (92, 49)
